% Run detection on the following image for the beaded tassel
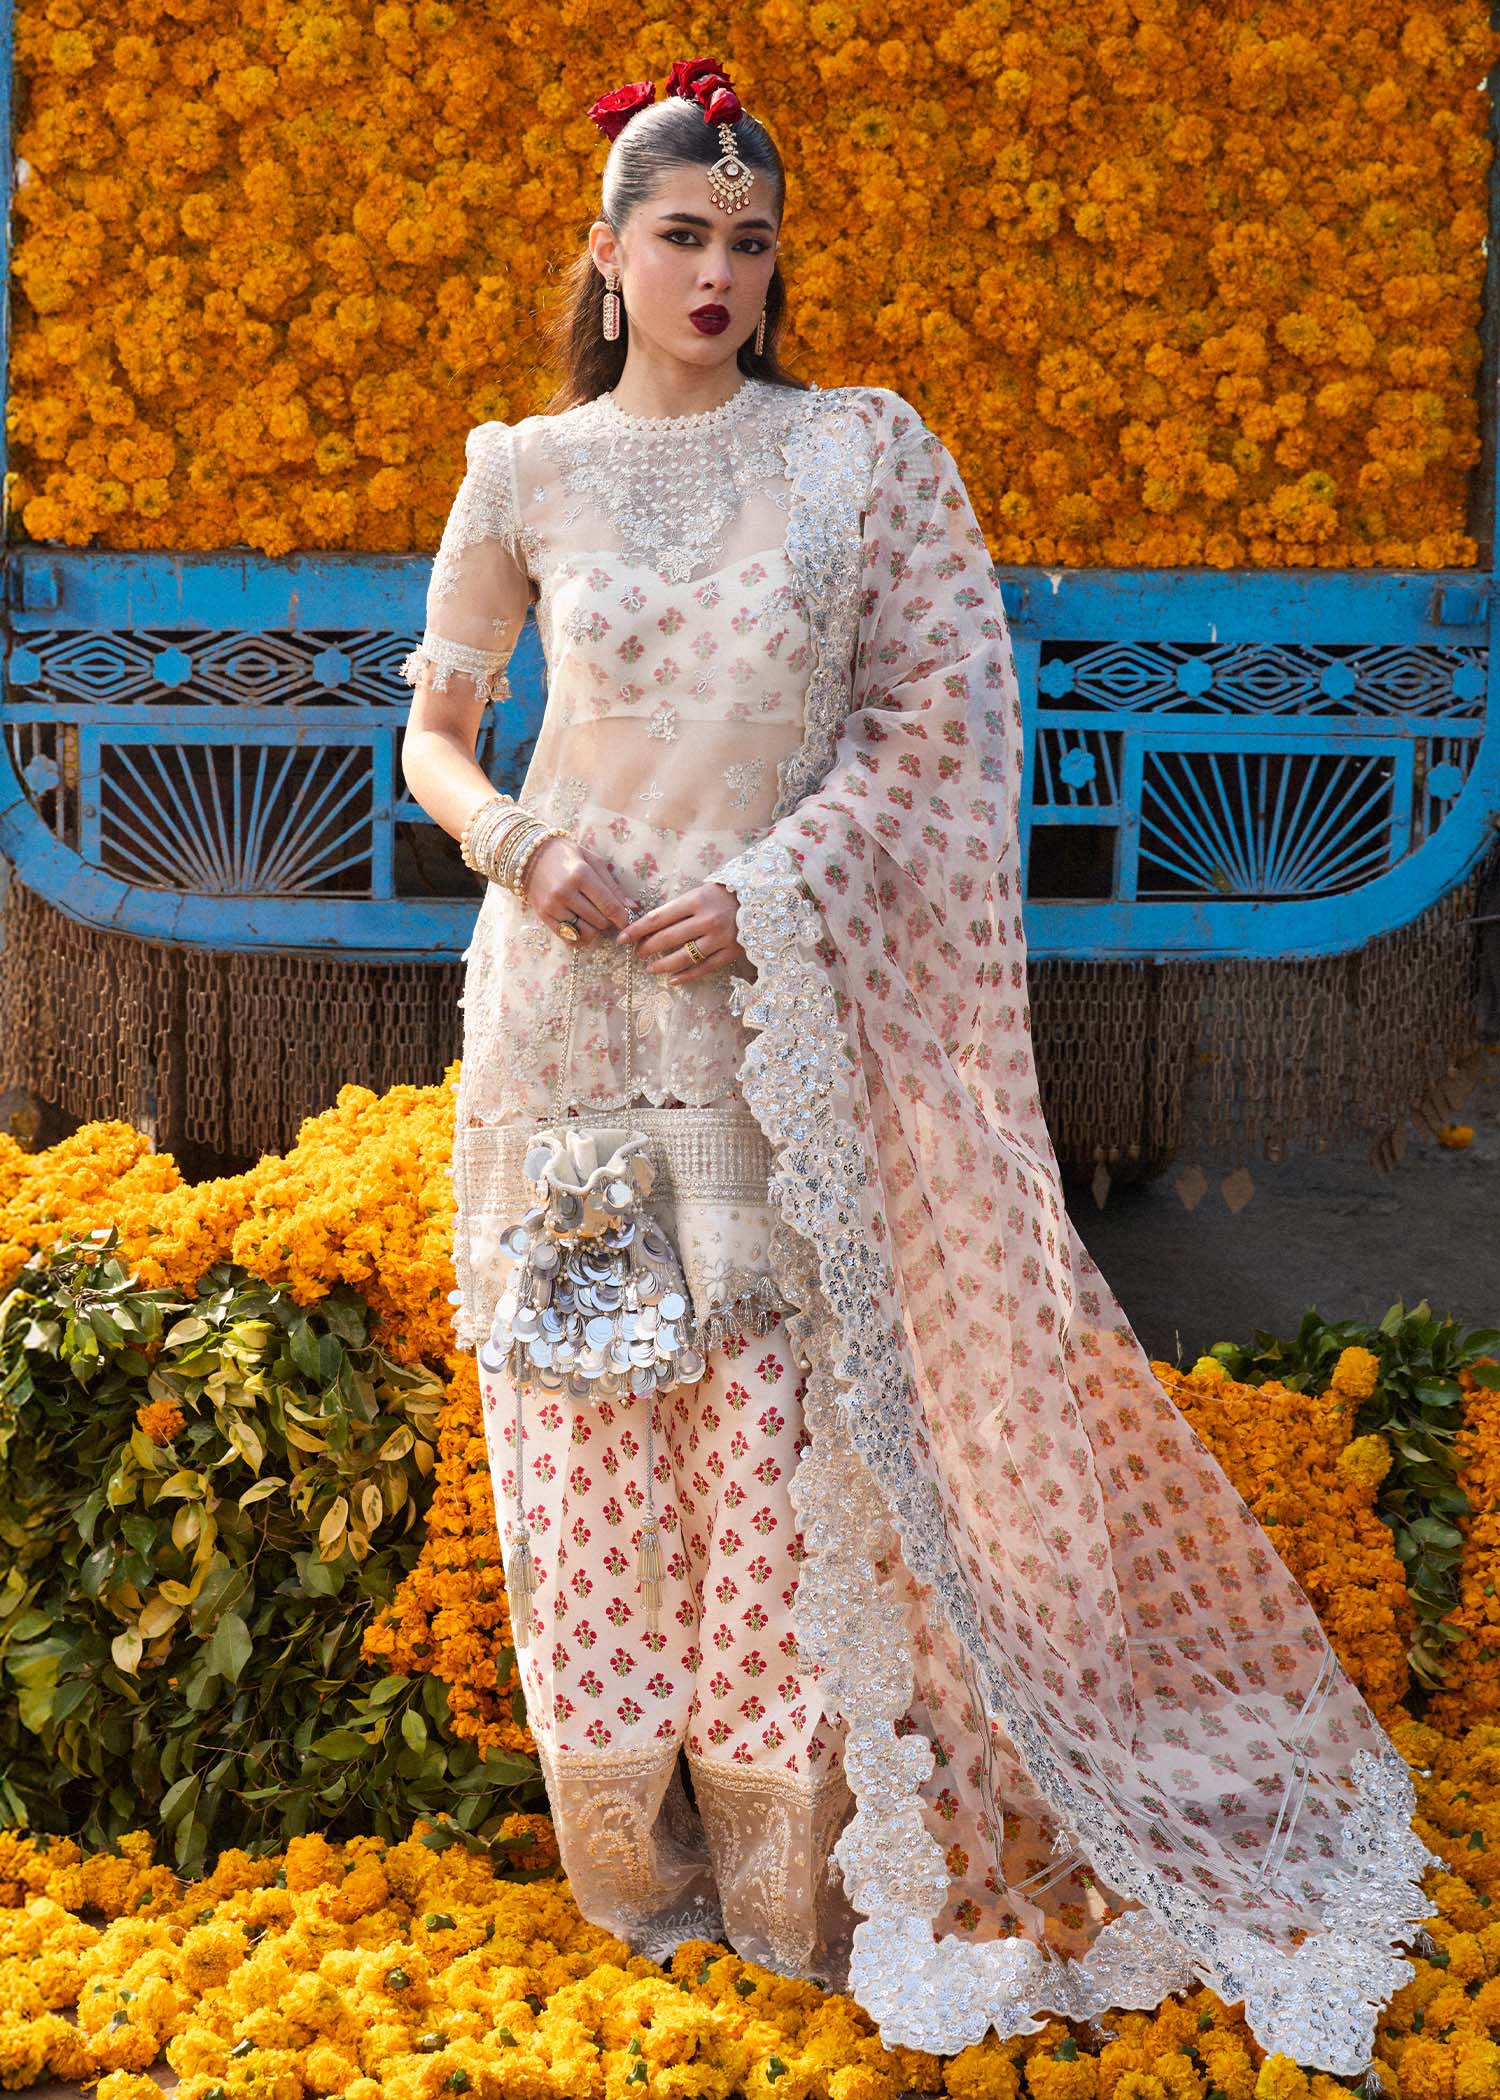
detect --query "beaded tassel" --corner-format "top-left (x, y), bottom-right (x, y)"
top-left (506, 1346), bottom-right (537, 1649)
top-left (636, 1400), bottom-right (666, 1633)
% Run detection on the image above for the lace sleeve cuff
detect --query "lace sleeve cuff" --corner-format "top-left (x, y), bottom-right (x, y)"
top-left (400, 632), bottom-right (513, 707)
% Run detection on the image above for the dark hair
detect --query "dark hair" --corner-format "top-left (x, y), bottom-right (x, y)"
top-left (542, 95), bottom-right (809, 414)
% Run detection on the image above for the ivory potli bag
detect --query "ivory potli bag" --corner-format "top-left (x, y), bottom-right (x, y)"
top-left (475, 931), bottom-right (710, 1647)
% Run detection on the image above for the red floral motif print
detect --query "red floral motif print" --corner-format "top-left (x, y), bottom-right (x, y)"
top-left (479, 1316), bottom-right (842, 1781)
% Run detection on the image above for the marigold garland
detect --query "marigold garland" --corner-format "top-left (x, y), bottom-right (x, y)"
top-left (1159, 1360), bottom-right (1414, 1725)
top-left (361, 1357), bottom-right (530, 1758)
top-left (6, 3), bottom-right (1499, 568)
top-left (0, 1068), bottom-right (462, 1370)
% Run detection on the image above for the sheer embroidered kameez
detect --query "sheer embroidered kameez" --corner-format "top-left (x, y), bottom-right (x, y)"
top-left (404, 375), bottom-right (1438, 2078)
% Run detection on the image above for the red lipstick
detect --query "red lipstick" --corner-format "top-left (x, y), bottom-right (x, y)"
top-left (690, 305), bottom-right (729, 334)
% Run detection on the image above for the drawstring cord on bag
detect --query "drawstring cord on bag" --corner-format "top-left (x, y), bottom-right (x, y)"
top-left (504, 926), bottom-right (668, 1645)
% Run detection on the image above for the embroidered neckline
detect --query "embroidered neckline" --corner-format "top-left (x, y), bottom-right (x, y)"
top-left (541, 376), bottom-right (813, 583)
top-left (598, 378), bottom-right (760, 429)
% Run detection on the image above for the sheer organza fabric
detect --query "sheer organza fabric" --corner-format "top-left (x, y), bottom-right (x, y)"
top-left (404, 376), bottom-right (1437, 2076)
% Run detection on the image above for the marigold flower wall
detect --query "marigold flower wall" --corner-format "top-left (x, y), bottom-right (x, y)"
top-left (8, 0), bottom-right (1500, 567)
top-left (2, 1080), bottom-right (1500, 2093)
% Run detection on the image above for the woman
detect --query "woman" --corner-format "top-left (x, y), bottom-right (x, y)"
top-left (399, 59), bottom-right (1436, 2081)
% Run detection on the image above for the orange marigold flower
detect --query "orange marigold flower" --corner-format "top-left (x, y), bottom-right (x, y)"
top-left (134, 1400), bottom-right (185, 1445)
top-left (1330, 1345), bottom-right (1381, 1402)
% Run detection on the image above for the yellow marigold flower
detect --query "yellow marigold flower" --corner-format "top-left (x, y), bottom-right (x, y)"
top-left (95, 2075), bottom-right (169, 2100)
top-left (0, 2016), bottom-right (52, 2089)
top-left (1252, 2061), bottom-right (1310, 2100)
top-left (940, 2039), bottom-right (1022, 2100)
top-left (38, 2011), bottom-right (94, 2083)
top-left (282, 1834), bottom-right (340, 1894)
top-left (1437, 1123), bottom-right (1476, 1148)
top-left (1330, 1345), bottom-right (1382, 1402)
top-left (1337, 1433), bottom-right (1395, 1488)
top-left (90, 2018), bottom-right (161, 2073)
top-left (1188, 1356), bottom-right (1229, 1386)
top-left (325, 1861), bottom-right (391, 1924)
top-left (176, 1919), bottom-right (248, 1993)
top-left (1025, 2049), bottom-right (1098, 2100)
top-left (1113, 2075), bottom-right (1170, 2100)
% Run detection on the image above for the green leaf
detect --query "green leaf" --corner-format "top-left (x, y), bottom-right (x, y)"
top-left (310, 1729), bottom-right (371, 1761)
top-left (1406, 1516), bottom-right (1466, 1550)
top-left (203, 1611), bottom-right (252, 1685)
top-left (164, 1315), bottom-right (212, 1349)
top-left (288, 1319), bottom-right (324, 1382)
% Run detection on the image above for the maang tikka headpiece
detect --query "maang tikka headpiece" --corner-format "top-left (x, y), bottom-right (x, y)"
top-left (587, 56), bottom-right (755, 215)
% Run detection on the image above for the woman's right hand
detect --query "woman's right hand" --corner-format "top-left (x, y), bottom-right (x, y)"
top-left (522, 836), bottom-right (633, 944)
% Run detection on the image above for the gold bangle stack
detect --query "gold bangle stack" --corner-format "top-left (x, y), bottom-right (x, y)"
top-left (460, 792), bottom-right (567, 897)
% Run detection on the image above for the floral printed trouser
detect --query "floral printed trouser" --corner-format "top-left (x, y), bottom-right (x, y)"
top-left (479, 1316), bottom-right (860, 1987)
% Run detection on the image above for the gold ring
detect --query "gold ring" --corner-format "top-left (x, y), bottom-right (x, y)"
top-left (558, 920), bottom-right (581, 944)
top-left (684, 938), bottom-right (707, 966)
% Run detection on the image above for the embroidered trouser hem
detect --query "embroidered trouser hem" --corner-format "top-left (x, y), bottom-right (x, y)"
top-left (533, 1735), bottom-right (858, 1991)
top-left (685, 1749), bottom-right (858, 1991)
top-left (534, 1736), bottom-right (727, 1963)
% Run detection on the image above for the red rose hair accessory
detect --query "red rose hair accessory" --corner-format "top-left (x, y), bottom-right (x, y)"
top-left (587, 57), bottom-right (754, 213)
top-left (586, 78), bottom-right (656, 141)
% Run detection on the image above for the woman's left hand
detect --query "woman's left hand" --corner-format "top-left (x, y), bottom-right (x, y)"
top-left (616, 881), bottom-right (743, 986)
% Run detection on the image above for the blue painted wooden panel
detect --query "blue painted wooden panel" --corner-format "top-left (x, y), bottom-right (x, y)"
top-left (1000, 567), bottom-right (1497, 958)
top-left (0, 550), bottom-right (1494, 961)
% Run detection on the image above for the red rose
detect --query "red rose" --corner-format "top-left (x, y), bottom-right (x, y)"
top-left (586, 79), bottom-right (656, 141)
top-left (665, 56), bottom-right (726, 98)
top-left (694, 80), bottom-right (743, 125)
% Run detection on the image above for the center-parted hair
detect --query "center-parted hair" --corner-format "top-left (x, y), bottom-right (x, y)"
top-left (543, 95), bottom-right (808, 412)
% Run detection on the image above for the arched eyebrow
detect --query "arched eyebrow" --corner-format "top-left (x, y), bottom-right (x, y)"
top-left (657, 209), bottom-right (779, 235)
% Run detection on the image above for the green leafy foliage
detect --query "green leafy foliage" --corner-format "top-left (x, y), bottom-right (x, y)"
top-left (1209, 1300), bottom-right (1500, 1703)
top-left (0, 1230), bottom-right (542, 1872)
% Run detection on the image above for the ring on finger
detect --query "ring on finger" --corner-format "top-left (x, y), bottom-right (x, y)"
top-left (558, 916), bottom-right (581, 943)
top-left (683, 937), bottom-right (707, 966)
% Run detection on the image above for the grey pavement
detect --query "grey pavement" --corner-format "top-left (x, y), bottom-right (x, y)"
top-left (1070, 1050), bottom-right (1500, 1362)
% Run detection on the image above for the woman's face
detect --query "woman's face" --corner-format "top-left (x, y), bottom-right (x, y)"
top-left (590, 162), bottom-right (780, 371)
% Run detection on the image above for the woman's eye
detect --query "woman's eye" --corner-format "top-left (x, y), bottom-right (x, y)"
top-left (662, 231), bottom-right (767, 253)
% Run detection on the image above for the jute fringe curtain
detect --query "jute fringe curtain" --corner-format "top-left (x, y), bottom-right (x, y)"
top-left (0, 867), bottom-right (1486, 1174)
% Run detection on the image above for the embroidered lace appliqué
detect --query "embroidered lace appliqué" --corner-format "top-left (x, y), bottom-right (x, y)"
top-left (533, 1737), bottom-right (726, 1960)
top-left (540, 379), bottom-right (811, 583)
top-left (430, 421), bottom-right (522, 608)
top-left (686, 1753), bottom-right (858, 1992)
top-left (399, 632), bottom-right (512, 707)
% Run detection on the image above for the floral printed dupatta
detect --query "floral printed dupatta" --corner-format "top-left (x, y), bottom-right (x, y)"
top-left (712, 387), bottom-right (1436, 2077)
